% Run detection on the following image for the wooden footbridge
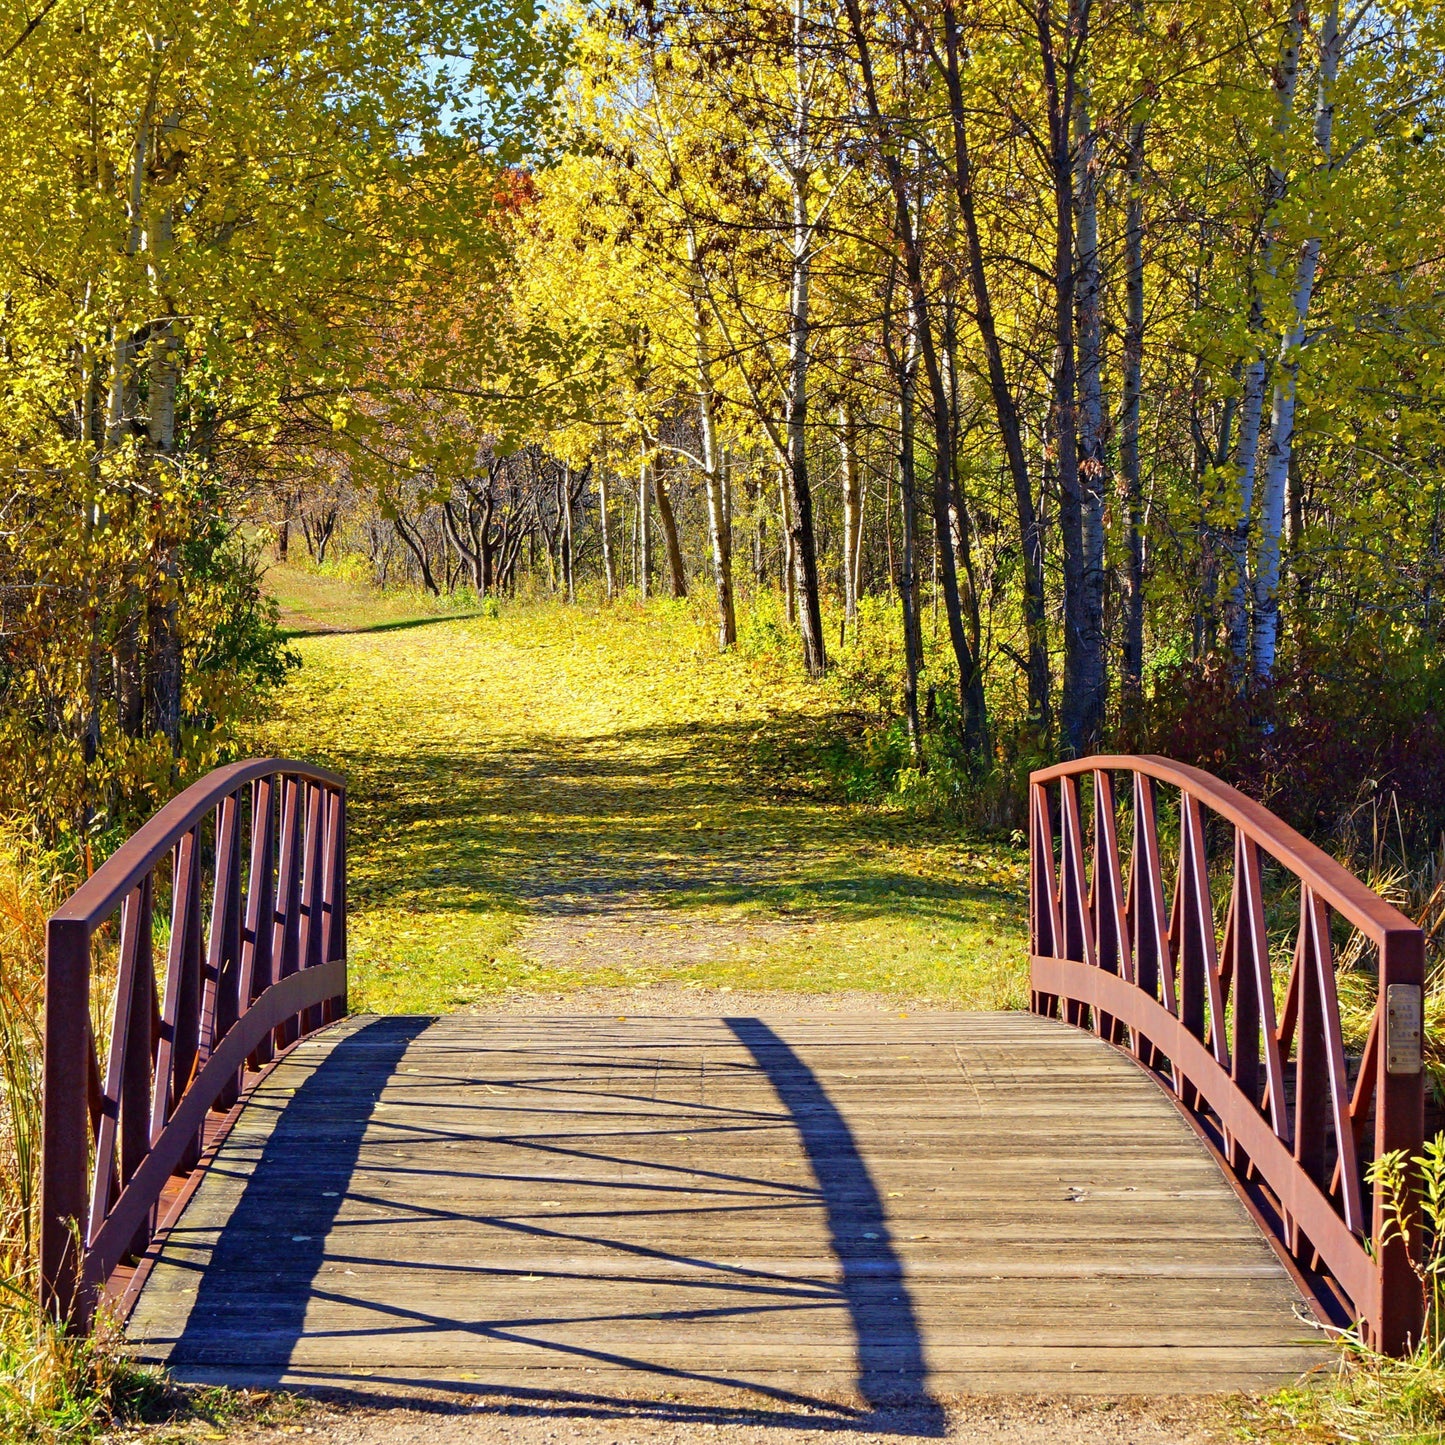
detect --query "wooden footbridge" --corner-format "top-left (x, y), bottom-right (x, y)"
top-left (39, 756), bottom-right (1427, 1412)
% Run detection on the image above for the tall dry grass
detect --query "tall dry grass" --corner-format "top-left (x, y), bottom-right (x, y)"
top-left (0, 827), bottom-right (162, 1440)
top-left (1330, 796), bottom-right (1445, 1090)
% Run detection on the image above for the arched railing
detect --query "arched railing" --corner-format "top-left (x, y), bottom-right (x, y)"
top-left (1031, 755), bottom-right (1426, 1354)
top-left (41, 759), bottom-right (347, 1329)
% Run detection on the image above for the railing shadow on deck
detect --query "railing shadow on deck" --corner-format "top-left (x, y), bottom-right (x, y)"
top-left (727, 1018), bottom-right (945, 1431)
top-left (157, 1014), bottom-right (945, 1437)
top-left (169, 1015), bottom-right (432, 1366)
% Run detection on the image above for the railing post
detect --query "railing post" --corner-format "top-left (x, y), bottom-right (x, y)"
top-left (41, 917), bottom-right (92, 1328)
top-left (1374, 926), bottom-right (1426, 1355)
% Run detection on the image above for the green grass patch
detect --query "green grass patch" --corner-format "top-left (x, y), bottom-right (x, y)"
top-left (251, 569), bottom-right (1029, 1012)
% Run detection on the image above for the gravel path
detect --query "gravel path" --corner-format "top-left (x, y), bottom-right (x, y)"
top-left (197, 1391), bottom-right (1237, 1445)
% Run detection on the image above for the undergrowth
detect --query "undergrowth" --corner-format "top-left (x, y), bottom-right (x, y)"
top-left (1240, 1141), bottom-right (1445, 1444)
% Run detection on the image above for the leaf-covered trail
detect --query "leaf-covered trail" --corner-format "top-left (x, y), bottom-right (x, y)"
top-left (259, 569), bottom-right (1028, 1014)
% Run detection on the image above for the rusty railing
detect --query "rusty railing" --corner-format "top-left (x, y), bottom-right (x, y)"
top-left (1030, 755), bottom-right (1426, 1353)
top-left (41, 759), bottom-right (346, 1328)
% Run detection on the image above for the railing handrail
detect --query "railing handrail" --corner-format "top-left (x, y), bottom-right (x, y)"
top-left (51, 758), bottom-right (345, 931)
top-left (1030, 753), bottom-right (1426, 1356)
top-left (41, 758), bottom-right (347, 1330)
top-left (1031, 754), bottom-right (1416, 946)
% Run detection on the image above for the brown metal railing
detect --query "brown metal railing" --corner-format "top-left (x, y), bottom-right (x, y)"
top-left (40, 759), bottom-right (347, 1329)
top-left (1031, 754), bottom-right (1426, 1353)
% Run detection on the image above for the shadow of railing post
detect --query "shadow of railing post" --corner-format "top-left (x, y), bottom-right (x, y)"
top-left (725, 1018), bottom-right (944, 1432)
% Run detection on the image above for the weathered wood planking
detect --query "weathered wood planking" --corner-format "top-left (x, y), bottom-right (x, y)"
top-left (125, 1012), bottom-right (1329, 1403)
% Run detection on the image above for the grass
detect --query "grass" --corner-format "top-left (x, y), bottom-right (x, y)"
top-left (256, 565), bottom-right (1030, 1014)
top-left (273, 557), bottom-right (487, 637)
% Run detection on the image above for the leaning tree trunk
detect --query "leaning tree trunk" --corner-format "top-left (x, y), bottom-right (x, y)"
top-left (897, 337), bottom-right (924, 759)
top-left (653, 475), bottom-right (689, 598)
top-left (782, 0), bottom-right (826, 676)
top-left (842, 0), bottom-right (988, 759)
top-left (940, 0), bottom-right (1051, 740)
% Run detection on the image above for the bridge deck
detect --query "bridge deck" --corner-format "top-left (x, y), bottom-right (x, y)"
top-left (126, 1011), bottom-right (1327, 1406)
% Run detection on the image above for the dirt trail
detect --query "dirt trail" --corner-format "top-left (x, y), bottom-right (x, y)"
top-left (215, 1393), bottom-right (1235, 1445)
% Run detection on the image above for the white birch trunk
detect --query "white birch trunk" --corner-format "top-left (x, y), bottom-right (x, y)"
top-left (1228, 9), bottom-right (1304, 664)
top-left (685, 249), bottom-right (737, 647)
top-left (839, 401), bottom-right (861, 632)
top-left (1252, 0), bottom-right (1341, 682)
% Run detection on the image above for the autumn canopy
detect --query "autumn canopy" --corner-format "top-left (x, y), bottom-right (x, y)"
top-left (0, 0), bottom-right (1441, 838)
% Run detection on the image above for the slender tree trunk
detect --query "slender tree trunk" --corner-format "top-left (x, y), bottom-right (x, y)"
top-left (442, 500), bottom-right (483, 590)
top-left (941, 330), bottom-right (983, 673)
top-left (897, 333), bottom-right (924, 759)
top-left (653, 473), bottom-right (688, 597)
top-left (562, 464), bottom-right (575, 603)
top-left (748, 473), bottom-right (766, 584)
top-left (940, 0), bottom-right (1050, 739)
top-left (599, 466), bottom-right (616, 599)
top-left (1119, 67), bottom-right (1147, 712)
top-left (394, 513), bottom-right (440, 595)
top-left (779, 466), bottom-right (796, 623)
top-left (686, 272), bottom-right (737, 647)
top-left (839, 401), bottom-right (862, 637)
top-left (1253, 0), bottom-right (1340, 682)
top-left (843, 0), bottom-right (988, 758)
top-left (1037, 0), bottom-right (1101, 756)
top-left (1228, 8), bottom-right (1304, 667)
top-left (783, 0), bottom-right (826, 677)
top-left (638, 451), bottom-right (652, 602)
top-left (1073, 83), bottom-right (1108, 745)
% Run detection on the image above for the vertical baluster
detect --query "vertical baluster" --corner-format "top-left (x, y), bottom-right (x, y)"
top-left (296, 782), bottom-right (326, 1035)
top-left (1174, 793), bottom-right (1228, 1112)
top-left (1057, 776), bottom-right (1096, 1028)
top-left (41, 917), bottom-right (93, 1325)
top-left (1229, 832), bottom-right (1290, 1152)
top-left (1303, 893), bottom-right (1364, 1234)
top-left (1092, 771), bottom-right (1129, 1043)
top-left (271, 775), bottom-right (305, 1049)
top-left (151, 829), bottom-right (204, 1170)
top-left (1292, 888), bottom-right (1331, 1255)
top-left (1128, 773), bottom-right (1171, 1070)
top-left (1029, 781), bottom-right (1062, 1017)
top-left (87, 878), bottom-right (155, 1256)
top-left (1129, 774), bottom-right (1171, 1005)
top-left (320, 787), bottom-right (347, 1022)
top-left (239, 776), bottom-right (277, 1069)
top-left (200, 792), bottom-right (244, 1110)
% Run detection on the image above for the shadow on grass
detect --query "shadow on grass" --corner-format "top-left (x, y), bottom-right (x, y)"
top-left (284, 613), bottom-right (485, 640)
top-left (336, 716), bottom-right (1021, 926)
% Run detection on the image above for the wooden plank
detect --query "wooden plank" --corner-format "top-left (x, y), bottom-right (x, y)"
top-left (125, 1012), bottom-right (1331, 1397)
